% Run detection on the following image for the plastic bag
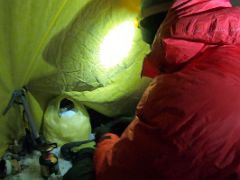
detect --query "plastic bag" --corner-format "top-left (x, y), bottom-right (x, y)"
top-left (43, 96), bottom-right (91, 146)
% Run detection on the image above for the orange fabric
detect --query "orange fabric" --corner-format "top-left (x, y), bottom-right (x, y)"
top-left (94, 133), bottom-right (119, 176)
top-left (95, 0), bottom-right (240, 179)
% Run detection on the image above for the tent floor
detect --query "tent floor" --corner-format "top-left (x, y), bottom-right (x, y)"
top-left (5, 149), bottom-right (71, 180)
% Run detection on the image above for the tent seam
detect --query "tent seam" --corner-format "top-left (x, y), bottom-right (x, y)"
top-left (20, 0), bottom-right (69, 86)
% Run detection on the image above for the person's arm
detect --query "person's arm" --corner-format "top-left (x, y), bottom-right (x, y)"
top-left (94, 133), bottom-right (119, 176)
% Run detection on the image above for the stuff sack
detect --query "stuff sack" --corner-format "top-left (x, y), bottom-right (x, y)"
top-left (43, 96), bottom-right (91, 146)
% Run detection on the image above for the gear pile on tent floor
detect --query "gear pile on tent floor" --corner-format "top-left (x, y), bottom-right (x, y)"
top-left (0, 0), bottom-right (151, 179)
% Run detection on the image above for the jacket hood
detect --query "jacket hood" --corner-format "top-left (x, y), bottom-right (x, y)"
top-left (142, 0), bottom-right (240, 77)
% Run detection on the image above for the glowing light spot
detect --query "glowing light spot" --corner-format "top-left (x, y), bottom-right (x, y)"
top-left (100, 21), bottom-right (135, 68)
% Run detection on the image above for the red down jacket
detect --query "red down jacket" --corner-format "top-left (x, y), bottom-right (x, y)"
top-left (94, 0), bottom-right (240, 179)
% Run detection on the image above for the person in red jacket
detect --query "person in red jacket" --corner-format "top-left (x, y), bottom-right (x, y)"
top-left (94, 0), bottom-right (240, 179)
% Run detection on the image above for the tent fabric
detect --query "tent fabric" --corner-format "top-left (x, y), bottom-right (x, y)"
top-left (94, 0), bottom-right (240, 179)
top-left (29, 0), bottom-right (151, 117)
top-left (0, 0), bottom-right (150, 156)
top-left (0, 0), bottom-right (90, 156)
